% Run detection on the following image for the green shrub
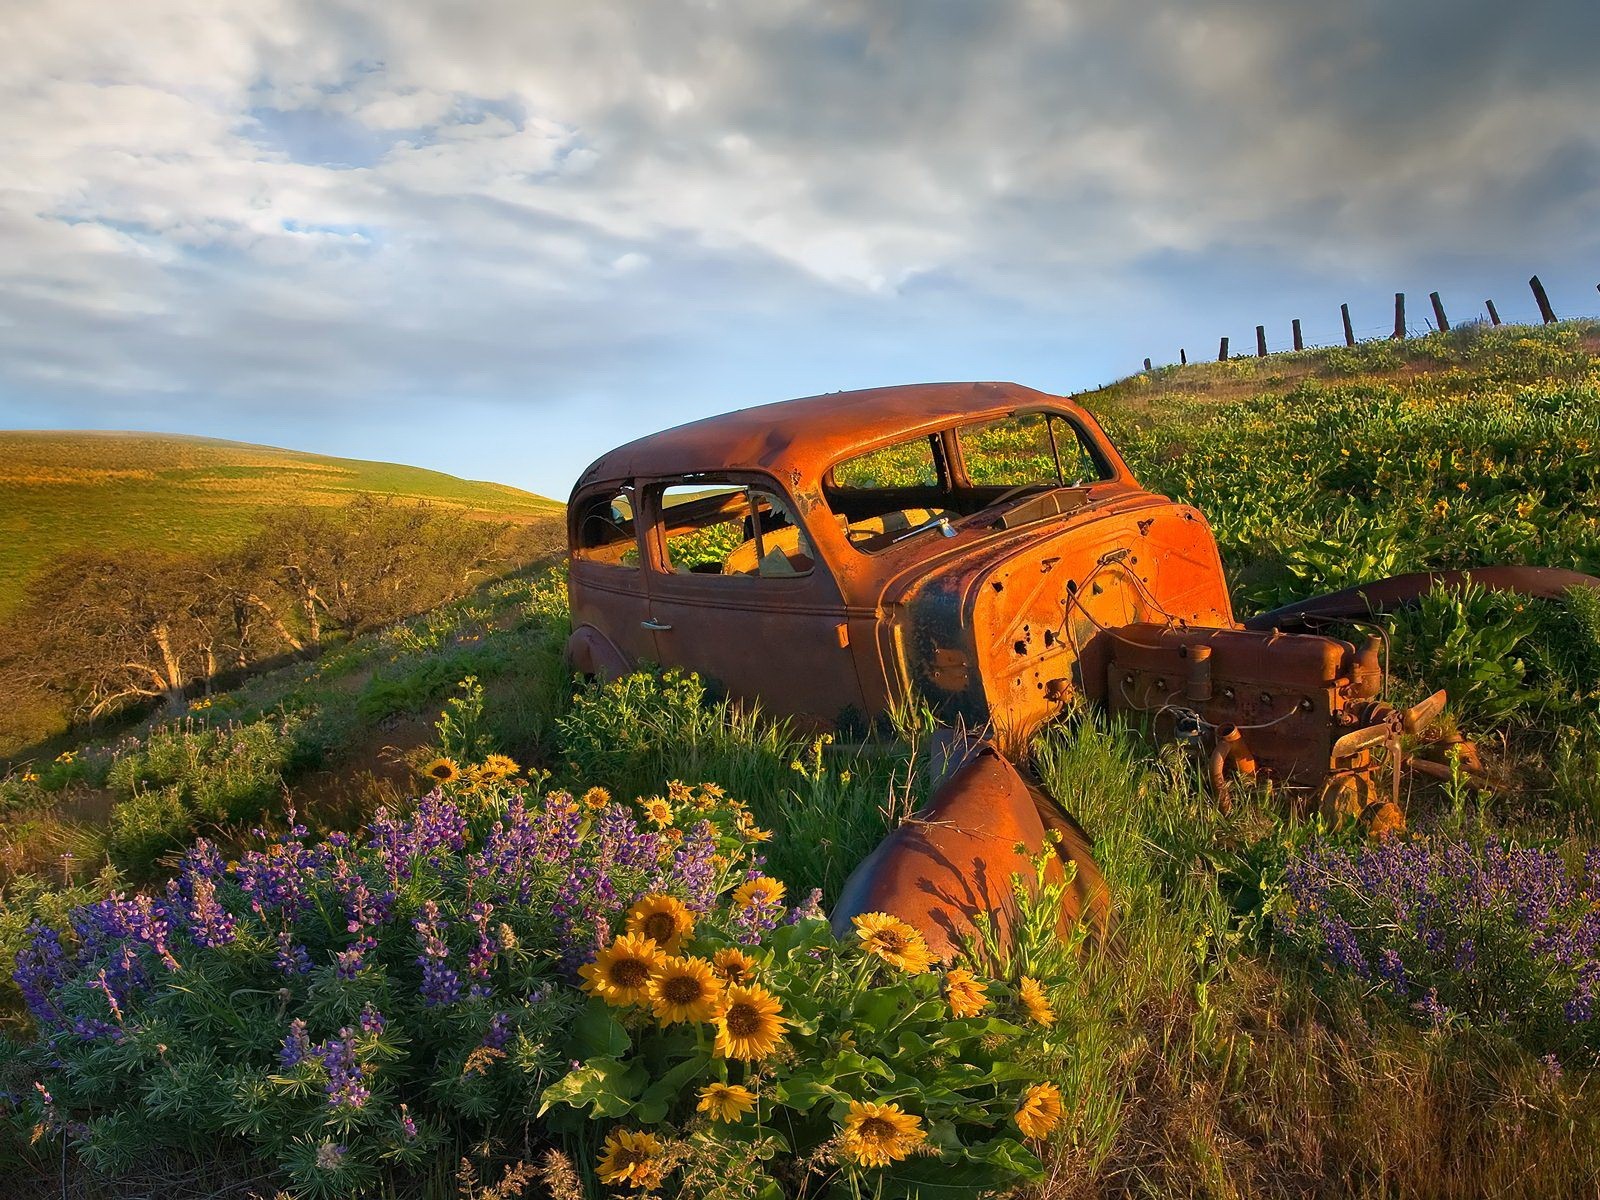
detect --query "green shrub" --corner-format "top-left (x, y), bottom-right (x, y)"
top-left (556, 670), bottom-right (913, 904)
top-left (106, 786), bottom-right (191, 868)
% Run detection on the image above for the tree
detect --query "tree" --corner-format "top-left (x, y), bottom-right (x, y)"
top-left (7, 551), bottom-right (229, 720)
top-left (242, 497), bottom-right (505, 643)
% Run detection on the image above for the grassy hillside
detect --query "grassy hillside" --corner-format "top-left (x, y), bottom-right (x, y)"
top-left (4, 321), bottom-right (1600, 1198)
top-left (0, 431), bottom-right (561, 617)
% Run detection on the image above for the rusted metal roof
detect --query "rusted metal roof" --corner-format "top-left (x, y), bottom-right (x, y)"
top-left (574, 380), bottom-right (1077, 487)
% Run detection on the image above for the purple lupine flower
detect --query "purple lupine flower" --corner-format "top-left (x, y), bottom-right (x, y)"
top-left (335, 937), bottom-right (374, 981)
top-left (319, 1030), bottom-right (371, 1110)
top-left (1282, 833), bottom-right (1600, 1051)
top-left (787, 888), bottom-right (826, 924)
top-left (358, 1004), bottom-right (386, 1036)
top-left (274, 931), bottom-right (313, 976)
top-left (71, 1016), bottom-right (124, 1043)
top-left (238, 826), bottom-right (323, 921)
top-left (13, 922), bottom-right (69, 1029)
top-left (466, 901), bottom-right (497, 981)
top-left (280, 1019), bottom-right (314, 1068)
top-left (182, 875), bottom-right (237, 948)
top-left (413, 901), bottom-right (463, 1006)
top-left (483, 1011), bottom-right (512, 1050)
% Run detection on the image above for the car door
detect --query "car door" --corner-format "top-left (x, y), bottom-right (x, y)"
top-left (639, 474), bottom-right (866, 727)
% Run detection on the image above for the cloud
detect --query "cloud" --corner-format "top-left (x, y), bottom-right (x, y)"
top-left (1, 0), bottom-right (1597, 492)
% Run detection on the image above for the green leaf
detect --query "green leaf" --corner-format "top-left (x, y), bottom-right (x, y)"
top-left (569, 1000), bottom-right (631, 1059)
top-left (632, 1054), bottom-right (709, 1124)
top-left (538, 1057), bottom-right (647, 1118)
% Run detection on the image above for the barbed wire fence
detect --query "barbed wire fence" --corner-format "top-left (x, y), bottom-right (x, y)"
top-left (1139, 274), bottom-right (1598, 372)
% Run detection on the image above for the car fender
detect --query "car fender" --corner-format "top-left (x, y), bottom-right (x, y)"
top-left (563, 624), bottom-right (633, 681)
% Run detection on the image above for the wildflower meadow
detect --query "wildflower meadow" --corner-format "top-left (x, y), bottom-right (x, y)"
top-left (3, 322), bottom-right (1600, 1197)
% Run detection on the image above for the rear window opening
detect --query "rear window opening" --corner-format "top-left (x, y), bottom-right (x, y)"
top-left (572, 487), bottom-right (641, 568)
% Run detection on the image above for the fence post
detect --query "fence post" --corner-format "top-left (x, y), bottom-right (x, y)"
top-left (1219, 336), bottom-right (1229, 362)
top-left (1341, 303), bottom-right (1355, 346)
top-left (1392, 293), bottom-right (1406, 339)
top-left (1292, 319), bottom-right (1304, 351)
top-left (1180, 348), bottom-right (1187, 365)
top-left (1530, 275), bottom-right (1557, 324)
top-left (1486, 299), bottom-right (1501, 326)
top-left (1256, 325), bottom-right (1267, 357)
top-left (1143, 357), bottom-right (1152, 371)
top-left (1429, 292), bottom-right (1450, 333)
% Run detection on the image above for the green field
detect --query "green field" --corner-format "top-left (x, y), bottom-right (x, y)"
top-left (0, 431), bottom-right (561, 617)
top-left (4, 323), bottom-right (1600, 1198)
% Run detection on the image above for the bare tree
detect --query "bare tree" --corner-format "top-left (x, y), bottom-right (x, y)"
top-left (8, 551), bottom-right (227, 719)
top-left (243, 497), bottom-right (505, 642)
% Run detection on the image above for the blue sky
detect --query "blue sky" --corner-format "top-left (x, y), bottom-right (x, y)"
top-left (2, 0), bottom-right (1598, 498)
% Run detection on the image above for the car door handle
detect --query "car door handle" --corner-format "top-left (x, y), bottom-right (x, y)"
top-left (641, 618), bottom-right (673, 631)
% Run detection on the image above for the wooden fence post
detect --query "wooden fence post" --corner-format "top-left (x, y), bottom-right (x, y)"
top-left (1143, 357), bottom-right (1152, 371)
top-left (1392, 293), bottom-right (1406, 339)
top-left (1486, 299), bottom-right (1501, 326)
top-left (1530, 275), bottom-right (1557, 324)
top-left (1180, 348), bottom-right (1187, 365)
top-left (1219, 336), bottom-right (1229, 362)
top-left (1292, 319), bottom-right (1304, 351)
top-left (1430, 291), bottom-right (1450, 333)
top-left (1341, 304), bottom-right (1355, 346)
top-left (1256, 325), bottom-right (1267, 357)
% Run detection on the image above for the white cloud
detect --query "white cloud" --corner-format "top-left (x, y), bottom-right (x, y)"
top-left (0, 0), bottom-right (1597, 490)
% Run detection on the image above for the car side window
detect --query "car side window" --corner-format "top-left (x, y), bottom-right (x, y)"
top-left (573, 487), bottom-right (641, 568)
top-left (656, 482), bottom-right (814, 577)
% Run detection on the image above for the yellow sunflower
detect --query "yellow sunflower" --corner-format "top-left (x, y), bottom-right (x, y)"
top-left (837, 1100), bottom-right (927, 1167)
top-left (713, 983), bottom-right (789, 1061)
top-left (648, 956), bottom-right (721, 1025)
top-left (1015, 1082), bottom-right (1064, 1140)
top-left (421, 756), bottom-right (461, 784)
top-left (578, 934), bottom-right (663, 1007)
top-left (852, 912), bottom-right (937, 975)
top-left (480, 753), bottom-right (521, 778)
top-left (625, 893), bottom-right (695, 953)
top-left (733, 877), bottom-right (786, 908)
top-left (582, 786), bottom-right (612, 811)
top-left (943, 967), bottom-right (990, 1018)
top-left (711, 947), bottom-right (758, 985)
top-left (696, 1081), bottom-right (757, 1123)
top-left (595, 1128), bottom-right (664, 1190)
top-left (642, 797), bottom-right (675, 828)
top-left (666, 780), bottom-right (694, 803)
top-left (1019, 976), bottom-right (1056, 1027)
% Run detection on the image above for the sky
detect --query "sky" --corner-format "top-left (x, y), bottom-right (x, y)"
top-left (2, 0), bottom-right (1598, 499)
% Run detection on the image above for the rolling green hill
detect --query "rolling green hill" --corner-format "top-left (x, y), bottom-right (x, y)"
top-left (0, 431), bottom-right (562, 617)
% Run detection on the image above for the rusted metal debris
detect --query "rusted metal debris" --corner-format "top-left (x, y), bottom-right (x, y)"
top-left (567, 382), bottom-right (1600, 955)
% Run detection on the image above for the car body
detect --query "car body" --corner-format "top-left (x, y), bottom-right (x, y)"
top-left (565, 379), bottom-right (1390, 788)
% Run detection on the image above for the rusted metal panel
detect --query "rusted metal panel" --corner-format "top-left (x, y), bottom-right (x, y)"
top-left (1246, 566), bottom-right (1600, 630)
top-left (831, 744), bottom-right (1109, 959)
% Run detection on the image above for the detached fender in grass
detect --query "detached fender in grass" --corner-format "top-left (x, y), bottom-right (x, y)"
top-left (1245, 567), bottom-right (1600, 631)
top-left (831, 740), bottom-right (1111, 961)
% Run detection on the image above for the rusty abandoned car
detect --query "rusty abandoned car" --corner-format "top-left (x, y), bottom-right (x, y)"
top-left (566, 382), bottom-right (1600, 955)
